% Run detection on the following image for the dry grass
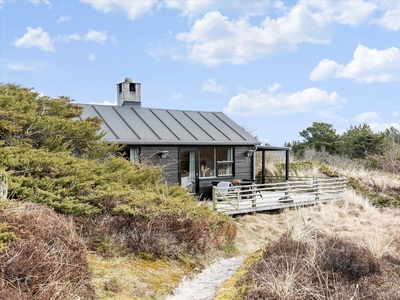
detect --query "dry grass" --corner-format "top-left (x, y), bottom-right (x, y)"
top-left (235, 190), bottom-right (400, 258)
top-left (242, 233), bottom-right (399, 300)
top-left (228, 189), bottom-right (400, 299)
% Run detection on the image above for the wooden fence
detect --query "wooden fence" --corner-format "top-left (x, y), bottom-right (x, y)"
top-left (212, 176), bottom-right (347, 215)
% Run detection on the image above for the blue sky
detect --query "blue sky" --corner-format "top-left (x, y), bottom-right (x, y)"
top-left (1, 0), bottom-right (400, 146)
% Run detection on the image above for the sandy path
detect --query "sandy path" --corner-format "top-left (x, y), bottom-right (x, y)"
top-left (165, 256), bottom-right (244, 300)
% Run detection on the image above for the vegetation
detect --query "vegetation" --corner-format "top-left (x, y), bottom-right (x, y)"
top-left (230, 126), bottom-right (400, 300)
top-left (1, 83), bottom-right (400, 299)
top-left (0, 202), bottom-right (95, 299)
top-left (224, 187), bottom-right (400, 299)
top-left (0, 84), bottom-right (235, 298)
top-left (287, 121), bottom-right (393, 160)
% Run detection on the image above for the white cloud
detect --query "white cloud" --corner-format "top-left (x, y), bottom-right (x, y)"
top-left (85, 29), bottom-right (116, 43)
top-left (55, 33), bottom-right (81, 43)
top-left (267, 83), bottom-right (283, 93)
top-left (80, 0), bottom-right (157, 20)
top-left (176, 5), bottom-right (331, 67)
top-left (354, 111), bottom-right (379, 123)
top-left (27, 0), bottom-right (50, 5)
top-left (88, 54), bottom-right (97, 61)
top-left (13, 27), bottom-right (54, 51)
top-left (392, 110), bottom-right (399, 117)
top-left (310, 59), bottom-right (341, 82)
top-left (202, 78), bottom-right (225, 93)
top-left (302, 0), bottom-right (378, 27)
top-left (170, 91), bottom-right (183, 99)
top-left (310, 45), bottom-right (400, 83)
top-left (57, 15), bottom-right (70, 23)
top-left (81, 0), bottom-right (271, 20)
top-left (7, 63), bottom-right (39, 72)
top-left (89, 101), bottom-right (117, 106)
top-left (223, 87), bottom-right (345, 116)
top-left (373, 2), bottom-right (400, 31)
top-left (170, 1), bottom-right (400, 67)
top-left (164, 0), bottom-right (216, 17)
top-left (165, 0), bottom-right (271, 17)
top-left (369, 122), bottom-right (400, 132)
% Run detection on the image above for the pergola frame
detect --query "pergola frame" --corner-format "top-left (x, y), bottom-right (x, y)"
top-left (256, 146), bottom-right (291, 183)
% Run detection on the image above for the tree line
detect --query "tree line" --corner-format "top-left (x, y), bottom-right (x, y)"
top-left (284, 122), bottom-right (400, 172)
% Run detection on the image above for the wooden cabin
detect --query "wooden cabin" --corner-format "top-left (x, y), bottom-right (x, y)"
top-left (78, 79), bottom-right (288, 199)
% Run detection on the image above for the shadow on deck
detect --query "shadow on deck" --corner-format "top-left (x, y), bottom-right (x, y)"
top-left (212, 177), bottom-right (347, 215)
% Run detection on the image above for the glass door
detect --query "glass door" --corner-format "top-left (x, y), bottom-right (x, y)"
top-left (180, 149), bottom-right (198, 194)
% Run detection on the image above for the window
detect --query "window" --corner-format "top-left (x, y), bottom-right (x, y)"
top-left (217, 148), bottom-right (233, 176)
top-left (199, 148), bottom-right (215, 177)
top-left (180, 150), bottom-right (196, 193)
top-left (129, 147), bottom-right (140, 163)
top-left (129, 83), bottom-right (136, 93)
top-left (118, 83), bottom-right (122, 93)
top-left (199, 147), bottom-right (233, 178)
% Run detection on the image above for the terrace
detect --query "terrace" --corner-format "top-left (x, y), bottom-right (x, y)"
top-left (212, 176), bottom-right (347, 215)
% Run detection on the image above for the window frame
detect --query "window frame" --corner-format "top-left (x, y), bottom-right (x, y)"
top-left (199, 147), bottom-right (234, 178)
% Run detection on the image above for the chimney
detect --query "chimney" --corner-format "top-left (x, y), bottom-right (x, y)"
top-left (117, 78), bottom-right (141, 107)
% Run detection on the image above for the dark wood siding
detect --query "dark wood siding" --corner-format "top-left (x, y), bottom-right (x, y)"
top-left (141, 146), bottom-right (179, 184)
top-left (138, 145), bottom-right (254, 199)
top-left (234, 146), bottom-right (254, 180)
top-left (198, 146), bottom-right (254, 199)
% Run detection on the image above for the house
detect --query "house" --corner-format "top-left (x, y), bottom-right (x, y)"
top-left (78, 78), bottom-right (289, 199)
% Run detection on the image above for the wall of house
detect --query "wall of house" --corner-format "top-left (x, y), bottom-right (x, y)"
top-left (141, 146), bottom-right (179, 184)
top-left (197, 146), bottom-right (254, 199)
top-left (138, 145), bottom-right (254, 200)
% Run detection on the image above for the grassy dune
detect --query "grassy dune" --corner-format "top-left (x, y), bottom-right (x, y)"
top-left (215, 154), bottom-right (400, 300)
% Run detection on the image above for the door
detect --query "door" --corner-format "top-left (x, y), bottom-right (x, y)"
top-left (180, 149), bottom-right (198, 194)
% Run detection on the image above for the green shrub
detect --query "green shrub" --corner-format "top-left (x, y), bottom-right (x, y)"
top-left (0, 221), bottom-right (19, 251)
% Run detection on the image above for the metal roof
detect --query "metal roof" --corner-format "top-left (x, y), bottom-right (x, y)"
top-left (256, 145), bottom-right (291, 151)
top-left (78, 104), bottom-right (260, 146)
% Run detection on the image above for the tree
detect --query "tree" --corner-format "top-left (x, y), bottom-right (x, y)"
top-left (0, 83), bottom-right (119, 158)
top-left (379, 126), bottom-right (400, 172)
top-left (293, 122), bottom-right (339, 156)
top-left (337, 124), bottom-right (384, 159)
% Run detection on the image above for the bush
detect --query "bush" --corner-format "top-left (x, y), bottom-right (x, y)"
top-left (0, 203), bottom-right (95, 299)
top-left (76, 211), bottom-right (237, 260)
top-left (322, 236), bottom-right (380, 281)
top-left (243, 233), bottom-right (400, 300)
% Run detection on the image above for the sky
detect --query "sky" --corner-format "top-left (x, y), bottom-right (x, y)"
top-left (1, 0), bottom-right (400, 147)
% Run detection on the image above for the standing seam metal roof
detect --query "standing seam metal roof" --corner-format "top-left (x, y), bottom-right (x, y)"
top-left (78, 104), bottom-right (260, 146)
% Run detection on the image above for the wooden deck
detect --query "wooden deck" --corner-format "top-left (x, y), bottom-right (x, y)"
top-left (212, 177), bottom-right (347, 215)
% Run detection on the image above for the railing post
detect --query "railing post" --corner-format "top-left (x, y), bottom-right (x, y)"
top-left (251, 184), bottom-right (256, 208)
top-left (313, 176), bottom-right (320, 201)
top-left (237, 188), bottom-right (240, 211)
top-left (285, 180), bottom-right (290, 199)
top-left (212, 187), bottom-right (217, 211)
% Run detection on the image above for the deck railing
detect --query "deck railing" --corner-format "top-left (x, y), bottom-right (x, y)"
top-left (212, 176), bottom-right (347, 214)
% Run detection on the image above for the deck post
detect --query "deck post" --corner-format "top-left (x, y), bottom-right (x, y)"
top-left (212, 187), bottom-right (217, 210)
top-left (285, 180), bottom-right (290, 198)
top-left (251, 184), bottom-right (256, 208)
top-left (285, 149), bottom-right (289, 182)
top-left (262, 151), bottom-right (266, 184)
top-left (313, 176), bottom-right (320, 201)
top-left (237, 189), bottom-right (240, 211)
